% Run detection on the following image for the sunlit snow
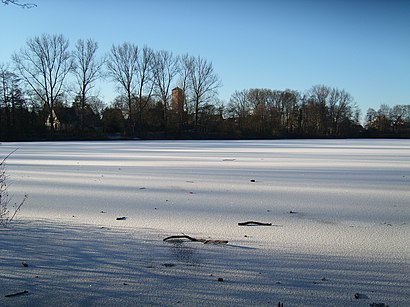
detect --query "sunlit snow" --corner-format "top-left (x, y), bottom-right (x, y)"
top-left (1, 139), bottom-right (409, 306)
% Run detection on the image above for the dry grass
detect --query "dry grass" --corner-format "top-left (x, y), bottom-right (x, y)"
top-left (0, 149), bottom-right (27, 226)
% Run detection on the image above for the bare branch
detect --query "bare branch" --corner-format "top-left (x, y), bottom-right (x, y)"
top-left (2, 0), bottom-right (37, 8)
top-left (0, 148), bottom-right (18, 166)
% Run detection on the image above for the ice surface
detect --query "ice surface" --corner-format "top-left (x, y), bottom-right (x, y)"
top-left (0, 139), bottom-right (409, 306)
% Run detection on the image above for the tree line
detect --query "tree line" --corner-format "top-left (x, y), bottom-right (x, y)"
top-left (1, 33), bottom-right (409, 140)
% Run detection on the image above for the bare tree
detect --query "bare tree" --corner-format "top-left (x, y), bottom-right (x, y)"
top-left (303, 85), bottom-right (357, 136)
top-left (247, 88), bottom-right (273, 134)
top-left (176, 54), bottom-right (194, 125)
top-left (390, 104), bottom-right (410, 132)
top-left (265, 89), bottom-right (284, 131)
top-left (106, 42), bottom-right (139, 133)
top-left (2, 0), bottom-right (36, 8)
top-left (227, 89), bottom-right (250, 119)
top-left (365, 108), bottom-right (378, 129)
top-left (0, 63), bottom-right (23, 133)
top-left (135, 46), bottom-right (155, 131)
top-left (73, 38), bottom-right (105, 131)
top-left (304, 85), bottom-right (331, 135)
top-left (178, 54), bottom-right (193, 100)
top-left (152, 50), bottom-right (179, 127)
top-left (189, 55), bottom-right (221, 130)
top-left (12, 34), bottom-right (73, 132)
top-left (0, 64), bottom-right (13, 136)
top-left (227, 89), bottom-right (251, 130)
top-left (279, 89), bottom-right (300, 133)
top-left (0, 64), bottom-right (14, 110)
top-left (327, 88), bottom-right (354, 136)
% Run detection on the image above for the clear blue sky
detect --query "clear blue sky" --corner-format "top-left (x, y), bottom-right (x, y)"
top-left (1, 0), bottom-right (409, 117)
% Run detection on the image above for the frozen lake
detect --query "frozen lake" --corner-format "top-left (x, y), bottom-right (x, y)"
top-left (1, 139), bottom-right (409, 306)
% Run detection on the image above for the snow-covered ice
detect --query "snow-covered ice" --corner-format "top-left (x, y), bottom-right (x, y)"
top-left (0, 139), bottom-right (409, 306)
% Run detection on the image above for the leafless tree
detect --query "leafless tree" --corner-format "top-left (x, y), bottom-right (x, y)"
top-left (0, 64), bottom-right (14, 109)
top-left (12, 34), bottom-right (73, 132)
top-left (227, 89), bottom-right (250, 119)
top-left (189, 55), bottom-right (221, 130)
top-left (0, 64), bottom-right (12, 134)
top-left (265, 90), bottom-right (284, 130)
top-left (152, 50), bottom-right (179, 126)
top-left (176, 54), bottom-right (194, 121)
top-left (227, 89), bottom-right (251, 130)
top-left (135, 46), bottom-right (155, 131)
top-left (279, 89), bottom-right (300, 132)
top-left (304, 85), bottom-right (331, 135)
top-left (365, 105), bottom-right (391, 132)
top-left (327, 88), bottom-right (354, 135)
top-left (73, 38), bottom-right (105, 131)
top-left (303, 85), bottom-right (357, 136)
top-left (106, 42), bottom-right (139, 133)
top-left (247, 88), bottom-right (276, 134)
top-left (2, 0), bottom-right (36, 8)
top-left (178, 54), bottom-right (193, 99)
top-left (0, 63), bottom-right (23, 132)
top-left (390, 105), bottom-right (410, 131)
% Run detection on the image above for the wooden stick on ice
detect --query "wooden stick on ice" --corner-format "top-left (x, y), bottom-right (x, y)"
top-left (163, 235), bottom-right (228, 244)
top-left (5, 290), bottom-right (29, 298)
top-left (238, 221), bottom-right (272, 226)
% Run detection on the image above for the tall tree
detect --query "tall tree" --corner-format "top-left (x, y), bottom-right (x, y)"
top-left (227, 89), bottom-right (251, 120)
top-left (300, 85), bottom-right (330, 136)
top-left (0, 64), bottom-right (14, 110)
top-left (0, 63), bottom-right (41, 139)
top-left (12, 34), bottom-right (73, 132)
top-left (73, 38), bottom-right (104, 131)
top-left (247, 88), bottom-right (271, 134)
top-left (366, 104), bottom-right (392, 133)
top-left (0, 64), bottom-right (16, 136)
top-left (106, 42), bottom-right (139, 134)
top-left (390, 104), bottom-right (410, 133)
top-left (152, 50), bottom-right (179, 127)
top-left (302, 85), bottom-right (357, 136)
top-left (135, 46), bottom-right (155, 132)
top-left (327, 88), bottom-right (354, 136)
top-left (279, 89), bottom-right (300, 133)
top-left (176, 54), bottom-right (194, 127)
top-left (189, 55), bottom-right (221, 130)
top-left (178, 54), bottom-right (193, 107)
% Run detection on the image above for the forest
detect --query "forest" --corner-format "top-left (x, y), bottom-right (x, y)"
top-left (1, 33), bottom-right (409, 141)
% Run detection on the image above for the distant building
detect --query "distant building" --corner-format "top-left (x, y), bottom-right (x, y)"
top-left (45, 107), bottom-right (77, 131)
top-left (171, 87), bottom-right (184, 113)
top-left (45, 109), bottom-right (61, 130)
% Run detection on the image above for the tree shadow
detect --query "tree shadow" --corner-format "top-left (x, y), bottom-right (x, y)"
top-left (0, 219), bottom-right (407, 306)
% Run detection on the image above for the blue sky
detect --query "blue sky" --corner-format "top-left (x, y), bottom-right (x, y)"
top-left (1, 0), bottom-right (409, 116)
